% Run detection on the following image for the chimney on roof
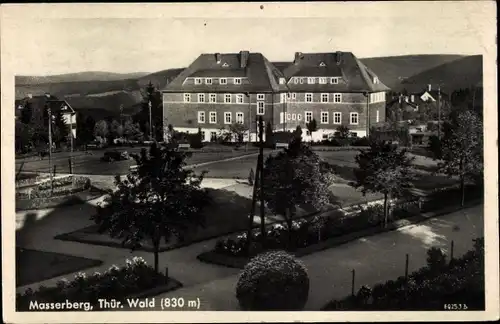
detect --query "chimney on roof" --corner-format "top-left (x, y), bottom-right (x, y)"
top-left (294, 52), bottom-right (303, 64)
top-left (45, 93), bottom-right (51, 99)
top-left (215, 53), bottom-right (221, 64)
top-left (428, 84), bottom-right (432, 91)
top-left (411, 94), bottom-right (415, 103)
top-left (335, 51), bottom-right (342, 65)
top-left (27, 93), bottom-right (32, 99)
top-left (240, 51), bottom-right (249, 68)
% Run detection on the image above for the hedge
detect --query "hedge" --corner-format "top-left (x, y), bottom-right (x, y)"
top-left (322, 238), bottom-right (485, 310)
top-left (16, 257), bottom-right (182, 311)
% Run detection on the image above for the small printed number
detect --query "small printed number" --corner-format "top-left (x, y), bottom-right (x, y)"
top-left (443, 304), bottom-right (468, 310)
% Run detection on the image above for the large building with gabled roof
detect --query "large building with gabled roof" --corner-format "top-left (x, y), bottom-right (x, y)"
top-left (162, 50), bottom-right (390, 142)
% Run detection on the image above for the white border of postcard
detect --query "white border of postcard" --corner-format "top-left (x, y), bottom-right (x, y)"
top-left (1, 2), bottom-right (498, 323)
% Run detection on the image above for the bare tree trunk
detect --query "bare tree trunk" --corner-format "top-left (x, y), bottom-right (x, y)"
top-left (153, 241), bottom-right (159, 274)
top-left (460, 157), bottom-right (465, 207)
top-left (246, 165), bottom-right (260, 254)
top-left (285, 208), bottom-right (293, 251)
top-left (383, 193), bottom-right (388, 228)
top-left (460, 175), bottom-right (466, 207)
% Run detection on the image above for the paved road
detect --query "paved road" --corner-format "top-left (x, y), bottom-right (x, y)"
top-left (139, 204), bottom-right (483, 311)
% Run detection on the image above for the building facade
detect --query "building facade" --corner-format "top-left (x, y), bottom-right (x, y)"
top-left (162, 50), bottom-right (390, 142)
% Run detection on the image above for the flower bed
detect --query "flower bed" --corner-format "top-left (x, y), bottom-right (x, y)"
top-left (16, 176), bottom-right (91, 199)
top-left (322, 238), bottom-right (485, 310)
top-left (16, 257), bottom-right (183, 311)
top-left (211, 199), bottom-right (421, 258)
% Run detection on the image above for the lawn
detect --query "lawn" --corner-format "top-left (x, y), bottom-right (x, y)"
top-left (55, 187), bottom-right (255, 252)
top-left (15, 149), bottom-right (256, 176)
top-left (16, 248), bottom-right (103, 287)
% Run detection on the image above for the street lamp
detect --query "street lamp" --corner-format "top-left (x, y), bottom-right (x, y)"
top-left (45, 94), bottom-right (54, 194)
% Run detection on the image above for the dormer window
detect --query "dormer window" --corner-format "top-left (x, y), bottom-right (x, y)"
top-left (319, 77), bottom-right (327, 84)
top-left (205, 78), bottom-right (212, 85)
top-left (373, 76), bottom-right (379, 84)
top-left (195, 78), bottom-right (202, 85)
top-left (220, 78), bottom-right (227, 85)
top-left (279, 78), bottom-right (285, 85)
top-left (293, 77), bottom-right (299, 84)
top-left (319, 62), bottom-right (326, 67)
top-left (234, 78), bottom-right (242, 85)
top-left (331, 77), bottom-right (339, 84)
top-left (222, 62), bottom-right (229, 67)
top-left (307, 77), bottom-right (315, 84)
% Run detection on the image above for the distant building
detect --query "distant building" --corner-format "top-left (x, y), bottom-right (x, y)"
top-left (162, 50), bottom-right (390, 142)
top-left (16, 93), bottom-right (77, 138)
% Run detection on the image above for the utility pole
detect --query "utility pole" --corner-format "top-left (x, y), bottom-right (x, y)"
top-left (364, 92), bottom-right (370, 138)
top-left (69, 110), bottom-right (74, 174)
top-left (246, 92), bottom-right (251, 149)
top-left (46, 96), bottom-right (54, 194)
top-left (437, 86), bottom-right (441, 140)
top-left (148, 100), bottom-right (153, 141)
top-left (258, 116), bottom-right (266, 240)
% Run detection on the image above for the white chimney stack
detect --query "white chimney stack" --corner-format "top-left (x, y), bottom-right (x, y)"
top-left (428, 84), bottom-right (432, 91)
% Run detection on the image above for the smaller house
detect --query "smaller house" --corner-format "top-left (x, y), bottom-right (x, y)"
top-left (16, 94), bottom-right (77, 138)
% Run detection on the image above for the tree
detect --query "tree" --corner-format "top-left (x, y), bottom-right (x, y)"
top-left (258, 137), bottom-right (335, 248)
top-left (436, 110), bottom-right (483, 206)
top-left (92, 143), bottom-right (211, 273)
top-left (293, 125), bottom-right (303, 142)
top-left (336, 125), bottom-right (350, 139)
top-left (265, 121), bottom-right (274, 146)
top-left (110, 119), bottom-right (124, 139)
top-left (94, 120), bottom-right (109, 143)
top-left (306, 118), bottom-right (318, 142)
top-left (352, 141), bottom-right (417, 228)
top-left (19, 100), bottom-right (33, 125)
top-left (229, 122), bottom-right (248, 145)
top-left (15, 120), bottom-right (34, 153)
top-left (123, 120), bottom-right (144, 141)
top-left (49, 110), bottom-right (69, 148)
top-left (76, 113), bottom-right (95, 149)
top-left (136, 81), bottom-right (163, 141)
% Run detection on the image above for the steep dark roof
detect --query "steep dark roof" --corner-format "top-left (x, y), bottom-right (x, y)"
top-left (282, 52), bottom-right (390, 93)
top-left (162, 52), bottom-right (284, 93)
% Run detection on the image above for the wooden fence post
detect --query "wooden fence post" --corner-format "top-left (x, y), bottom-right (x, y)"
top-left (351, 269), bottom-right (356, 296)
top-left (450, 240), bottom-right (454, 262)
top-left (404, 253), bottom-right (409, 281)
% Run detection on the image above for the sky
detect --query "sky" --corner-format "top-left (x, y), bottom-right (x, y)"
top-left (1, 2), bottom-right (493, 76)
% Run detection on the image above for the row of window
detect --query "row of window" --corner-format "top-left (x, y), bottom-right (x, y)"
top-left (184, 92), bottom-right (346, 103)
top-left (279, 76), bottom-right (342, 85)
top-left (279, 111), bottom-right (360, 125)
top-left (184, 93), bottom-right (265, 104)
top-left (198, 111), bottom-right (251, 124)
top-left (193, 77), bottom-right (243, 85)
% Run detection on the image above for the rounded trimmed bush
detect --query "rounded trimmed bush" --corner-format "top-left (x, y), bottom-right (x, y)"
top-left (235, 250), bottom-right (309, 310)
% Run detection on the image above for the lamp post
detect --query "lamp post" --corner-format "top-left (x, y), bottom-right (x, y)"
top-left (45, 94), bottom-right (54, 194)
top-left (363, 92), bottom-right (370, 138)
top-left (245, 92), bottom-right (251, 148)
top-left (148, 100), bottom-right (153, 141)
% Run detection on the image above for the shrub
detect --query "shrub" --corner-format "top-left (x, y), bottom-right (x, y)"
top-left (351, 136), bottom-right (371, 147)
top-left (426, 247), bottom-right (447, 272)
top-left (322, 238), bottom-right (485, 310)
top-left (235, 250), bottom-right (309, 310)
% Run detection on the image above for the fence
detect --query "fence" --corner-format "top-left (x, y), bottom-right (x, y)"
top-left (348, 240), bottom-right (457, 297)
